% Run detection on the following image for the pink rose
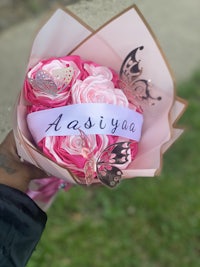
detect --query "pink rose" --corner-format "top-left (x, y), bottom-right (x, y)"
top-left (24, 55), bottom-right (87, 108)
top-left (71, 77), bottom-right (129, 106)
top-left (83, 62), bottom-right (120, 87)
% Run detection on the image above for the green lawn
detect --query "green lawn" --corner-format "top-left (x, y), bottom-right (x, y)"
top-left (28, 70), bottom-right (200, 267)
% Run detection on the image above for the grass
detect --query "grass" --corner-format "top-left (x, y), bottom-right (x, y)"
top-left (27, 70), bottom-right (200, 267)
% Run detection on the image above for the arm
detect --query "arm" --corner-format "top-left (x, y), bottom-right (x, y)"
top-left (0, 131), bottom-right (47, 267)
top-left (0, 131), bottom-right (46, 192)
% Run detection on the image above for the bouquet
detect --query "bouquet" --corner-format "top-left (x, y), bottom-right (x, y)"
top-left (13, 5), bottom-right (186, 210)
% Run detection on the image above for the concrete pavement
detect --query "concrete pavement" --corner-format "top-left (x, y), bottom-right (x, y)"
top-left (0, 0), bottom-right (199, 141)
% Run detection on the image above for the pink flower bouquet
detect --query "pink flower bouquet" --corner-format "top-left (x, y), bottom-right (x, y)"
top-left (13, 5), bottom-right (186, 209)
top-left (25, 55), bottom-right (142, 185)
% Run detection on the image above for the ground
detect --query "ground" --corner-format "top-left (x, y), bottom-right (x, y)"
top-left (0, 0), bottom-right (78, 32)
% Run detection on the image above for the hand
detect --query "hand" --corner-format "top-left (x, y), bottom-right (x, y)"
top-left (0, 131), bottom-right (46, 192)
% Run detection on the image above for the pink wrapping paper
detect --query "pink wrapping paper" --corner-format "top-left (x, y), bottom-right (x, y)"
top-left (13, 5), bottom-right (186, 209)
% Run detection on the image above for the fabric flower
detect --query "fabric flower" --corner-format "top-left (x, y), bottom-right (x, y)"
top-left (24, 55), bottom-right (86, 108)
top-left (83, 62), bottom-right (120, 87)
top-left (72, 64), bottom-right (129, 106)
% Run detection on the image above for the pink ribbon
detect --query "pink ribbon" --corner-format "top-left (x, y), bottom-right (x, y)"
top-left (26, 177), bottom-right (71, 204)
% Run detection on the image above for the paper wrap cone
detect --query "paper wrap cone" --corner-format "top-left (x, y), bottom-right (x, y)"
top-left (13, 5), bottom-right (186, 208)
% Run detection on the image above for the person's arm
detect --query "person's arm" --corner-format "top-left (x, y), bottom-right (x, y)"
top-left (0, 131), bottom-right (45, 192)
top-left (0, 131), bottom-right (47, 267)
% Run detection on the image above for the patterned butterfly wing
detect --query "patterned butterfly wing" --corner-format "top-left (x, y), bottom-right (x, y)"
top-left (84, 159), bottom-right (95, 186)
top-left (29, 70), bottom-right (58, 96)
top-left (120, 46), bottom-right (143, 86)
top-left (131, 79), bottom-right (162, 106)
top-left (52, 67), bottom-right (74, 92)
top-left (96, 142), bottom-right (131, 188)
top-left (78, 129), bottom-right (95, 185)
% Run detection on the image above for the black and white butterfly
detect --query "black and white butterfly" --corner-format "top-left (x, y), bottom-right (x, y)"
top-left (96, 142), bottom-right (131, 188)
top-left (79, 130), bottom-right (131, 188)
top-left (119, 46), bottom-right (162, 106)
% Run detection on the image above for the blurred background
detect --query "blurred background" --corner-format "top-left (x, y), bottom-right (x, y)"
top-left (0, 0), bottom-right (200, 266)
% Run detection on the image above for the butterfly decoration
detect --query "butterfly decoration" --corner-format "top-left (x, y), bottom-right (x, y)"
top-left (28, 67), bottom-right (74, 96)
top-left (78, 130), bottom-right (131, 188)
top-left (119, 46), bottom-right (162, 106)
top-left (96, 141), bottom-right (131, 188)
top-left (78, 129), bottom-right (96, 186)
top-left (52, 66), bottom-right (74, 86)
